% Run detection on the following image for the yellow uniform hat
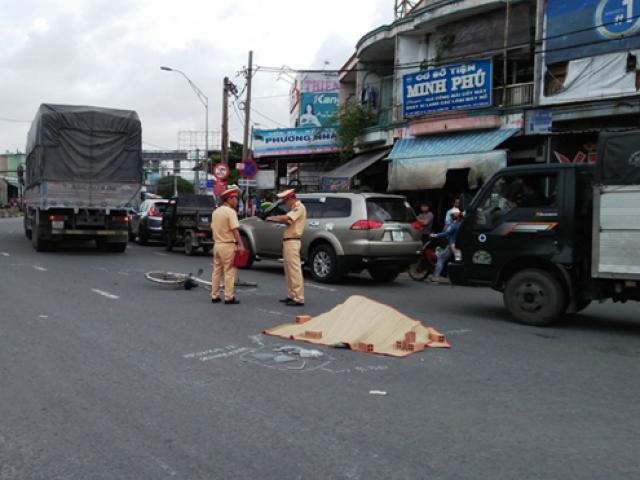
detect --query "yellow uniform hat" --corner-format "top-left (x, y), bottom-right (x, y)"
top-left (276, 189), bottom-right (296, 200)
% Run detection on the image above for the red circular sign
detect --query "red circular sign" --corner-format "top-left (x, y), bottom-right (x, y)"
top-left (213, 163), bottom-right (230, 180)
top-left (239, 159), bottom-right (259, 179)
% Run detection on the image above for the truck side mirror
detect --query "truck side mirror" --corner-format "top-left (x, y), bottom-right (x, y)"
top-left (17, 165), bottom-right (24, 185)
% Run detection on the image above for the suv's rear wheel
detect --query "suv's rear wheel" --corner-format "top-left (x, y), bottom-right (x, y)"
top-left (309, 244), bottom-right (341, 283)
top-left (504, 268), bottom-right (566, 326)
top-left (369, 266), bottom-right (401, 283)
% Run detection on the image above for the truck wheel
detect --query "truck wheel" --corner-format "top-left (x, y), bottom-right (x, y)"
top-left (309, 244), bottom-right (341, 283)
top-left (369, 267), bottom-right (401, 283)
top-left (239, 234), bottom-right (254, 269)
top-left (184, 232), bottom-right (196, 256)
top-left (32, 227), bottom-right (48, 252)
top-left (504, 269), bottom-right (566, 326)
top-left (24, 216), bottom-right (32, 240)
top-left (107, 242), bottom-right (127, 253)
top-left (137, 227), bottom-right (149, 246)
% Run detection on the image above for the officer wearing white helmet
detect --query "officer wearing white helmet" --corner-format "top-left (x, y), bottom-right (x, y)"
top-left (266, 189), bottom-right (307, 306)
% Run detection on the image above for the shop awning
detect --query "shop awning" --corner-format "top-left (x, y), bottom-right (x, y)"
top-left (320, 148), bottom-right (390, 191)
top-left (387, 128), bottom-right (519, 191)
top-left (1, 176), bottom-right (20, 188)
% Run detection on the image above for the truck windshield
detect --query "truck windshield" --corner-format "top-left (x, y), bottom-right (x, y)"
top-left (367, 197), bottom-right (415, 223)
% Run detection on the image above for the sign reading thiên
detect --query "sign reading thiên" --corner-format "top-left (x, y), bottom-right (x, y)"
top-left (402, 59), bottom-right (492, 117)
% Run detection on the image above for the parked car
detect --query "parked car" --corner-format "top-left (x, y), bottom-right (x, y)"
top-left (239, 192), bottom-right (422, 283)
top-left (129, 199), bottom-right (168, 245)
top-left (162, 194), bottom-right (216, 255)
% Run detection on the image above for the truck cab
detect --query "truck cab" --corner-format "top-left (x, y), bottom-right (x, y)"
top-left (450, 164), bottom-right (595, 325)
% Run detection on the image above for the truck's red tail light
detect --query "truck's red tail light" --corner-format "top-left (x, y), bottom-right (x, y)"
top-left (48, 215), bottom-right (65, 222)
top-left (351, 220), bottom-right (384, 230)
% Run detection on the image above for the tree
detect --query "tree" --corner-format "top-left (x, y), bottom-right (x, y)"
top-left (328, 101), bottom-right (372, 160)
top-left (157, 176), bottom-right (195, 198)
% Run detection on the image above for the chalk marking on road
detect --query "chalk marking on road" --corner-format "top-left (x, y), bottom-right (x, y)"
top-left (117, 271), bottom-right (131, 276)
top-left (153, 252), bottom-right (169, 257)
top-left (38, 315), bottom-right (49, 319)
top-left (444, 329), bottom-right (472, 336)
top-left (183, 345), bottom-right (249, 362)
top-left (256, 308), bottom-right (286, 317)
top-left (200, 347), bottom-right (250, 362)
top-left (91, 289), bottom-right (120, 300)
top-left (304, 282), bottom-right (337, 292)
top-left (33, 265), bottom-right (47, 272)
top-left (249, 334), bottom-right (265, 346)
top-left (153, 457), bottom-right (177, 477)
top-left (1, 252), bottom-right (10, 257)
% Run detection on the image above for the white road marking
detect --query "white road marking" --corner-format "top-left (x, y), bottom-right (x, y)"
top-left (1, 252), bottom-right (10, 257)
top-left (91, 289), bottom-right (120, 300)
top-left (444, 329), bottom-right (472, 336)
top-left (304, 282), bottom-right (337, 292)
top-left (256, 308), bottom-right (286, 317)
top-left (153, 252), bottom-right (169, 256)
top-left (33, 265), bottom-right (47, 272)
top-left (38, 315), bottom-right (49, 319)
top-left (153, 457), bottom-right (177, 477)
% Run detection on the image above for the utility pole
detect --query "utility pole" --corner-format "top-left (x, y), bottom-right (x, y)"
top-left (502, 0), bottom-right (511, 106)
top-left (221, 77), bottom-right (230, 165)
top-left (242, 50), bottom-right (253, 163)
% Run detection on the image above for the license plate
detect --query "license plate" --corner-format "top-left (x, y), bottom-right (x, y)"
top-left (391, 230), bottom-right (404, 242)
top-left (52, 221), bottom-right (64, 230)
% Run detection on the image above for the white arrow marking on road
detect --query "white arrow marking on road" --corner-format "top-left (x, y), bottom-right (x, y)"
top-left (91, 289), bottom-right (120, 300)
top-left (33, 265), bottom-right (47, 272)
top-left (1, 252), bottom-right (10, 257)
top-left (304, 282), bottom-right (336, 292)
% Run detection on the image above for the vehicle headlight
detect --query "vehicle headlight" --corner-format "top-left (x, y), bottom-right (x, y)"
top-left (454, 250), bottom-right (462, 262)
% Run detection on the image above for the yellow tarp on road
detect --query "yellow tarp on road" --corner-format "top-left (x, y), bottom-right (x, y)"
top-left (264, 295), bottom-right (450, 357)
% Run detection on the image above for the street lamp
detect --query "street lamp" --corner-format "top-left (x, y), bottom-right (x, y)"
top-left (160, 66), bottom-right (209, 193)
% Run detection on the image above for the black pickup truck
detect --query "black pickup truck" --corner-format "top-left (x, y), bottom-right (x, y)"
top-left (162, 194), bottom-right (216, 255)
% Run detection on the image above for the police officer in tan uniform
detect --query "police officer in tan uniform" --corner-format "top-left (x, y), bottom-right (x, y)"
top-left (266, 189), bottom-right (307, 306)
top-left (211, 187), bottom-right (245, 305)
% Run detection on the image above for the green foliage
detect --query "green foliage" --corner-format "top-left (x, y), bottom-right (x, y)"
top-left (157, 176), bottom-right (195, 198)
top-left (332, 102), bottom-right (372, 159)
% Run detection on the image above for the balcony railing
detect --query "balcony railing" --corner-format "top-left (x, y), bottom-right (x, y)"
top-left (494, 82), bottom-right (534, 108)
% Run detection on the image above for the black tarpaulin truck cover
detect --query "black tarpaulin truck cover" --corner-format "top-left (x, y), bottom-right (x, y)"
top-left (25, 104), bottom-right (142, 186)
top-left (596, 130), bottom-right (640, 185)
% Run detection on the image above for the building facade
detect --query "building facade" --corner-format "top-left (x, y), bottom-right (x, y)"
top-left (326, 0), bottom-right (640, 224)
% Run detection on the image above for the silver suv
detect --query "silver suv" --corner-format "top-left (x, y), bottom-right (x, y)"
top-left (238, 193), bottom-right (422, 283)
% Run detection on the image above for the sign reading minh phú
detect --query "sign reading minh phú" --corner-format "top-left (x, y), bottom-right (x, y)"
top-left (403, 59), bottom-right (493, 117)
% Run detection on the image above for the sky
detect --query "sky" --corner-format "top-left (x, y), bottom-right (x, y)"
top-left (0, 0), bottom-right (393, 153)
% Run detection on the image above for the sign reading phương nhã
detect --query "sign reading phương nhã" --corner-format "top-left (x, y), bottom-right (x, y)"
top-left (402, 59), bottom-right (492, 118)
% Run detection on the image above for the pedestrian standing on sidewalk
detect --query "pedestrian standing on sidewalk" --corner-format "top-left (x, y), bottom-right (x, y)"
top-left (266, 189), bottom-right (307, 307)
top-left (211, 187), bottom-right (245, 305)
top-left (416, 202), bottom-right (434, 244)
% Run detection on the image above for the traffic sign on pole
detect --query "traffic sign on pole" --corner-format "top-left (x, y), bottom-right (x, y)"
top-left (213, 163), bottom-right (230, 180)
top-left (238, 159), bottom-right (259, 179)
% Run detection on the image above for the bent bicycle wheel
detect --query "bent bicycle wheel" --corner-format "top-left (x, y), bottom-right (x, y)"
top-left (144, 271), bottom-right (187, 287)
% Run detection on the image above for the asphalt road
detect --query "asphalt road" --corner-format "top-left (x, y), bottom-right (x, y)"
top-left (1, 217), bottom-right (639, 479)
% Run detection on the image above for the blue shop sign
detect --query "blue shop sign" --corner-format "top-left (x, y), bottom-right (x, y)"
top-left (403, 59), bottom-right (493, 117)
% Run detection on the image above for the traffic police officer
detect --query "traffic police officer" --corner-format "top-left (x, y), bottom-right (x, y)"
top-left (211, 186), bottom-right (245, 305)
top-left (267, 189), bottom-right (307, 306)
